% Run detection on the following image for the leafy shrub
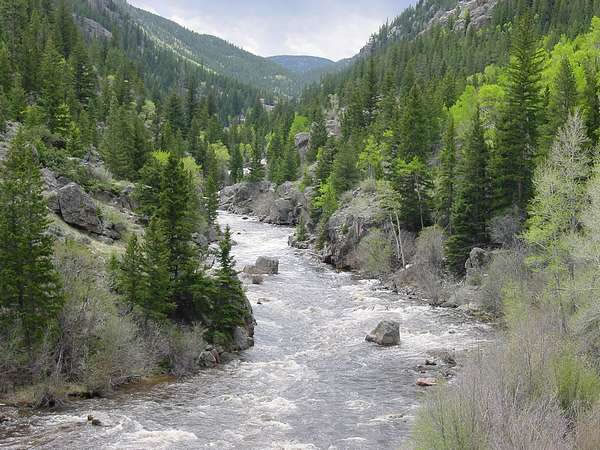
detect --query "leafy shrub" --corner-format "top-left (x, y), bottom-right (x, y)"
top-left (356, 228), bottom-right (393, 277)
top-left (553, 350), bottom-right (600, 417)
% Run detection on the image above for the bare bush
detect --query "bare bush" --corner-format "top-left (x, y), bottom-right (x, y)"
top-left (83, 313), bottom-right (147, 394)
top-left (167, 324), bottom-right (207, 377)
top-left (575, 403), bottom-right (600, 450)
top-left (412, 226), bottom-right (446, 303)
top-left (414, 314), bottom-right (573, 450)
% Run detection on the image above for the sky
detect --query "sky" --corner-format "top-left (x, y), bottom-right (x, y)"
top-left (127, 0), bottom-right (416, 61)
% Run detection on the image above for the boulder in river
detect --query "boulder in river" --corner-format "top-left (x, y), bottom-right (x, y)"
top-left (244, 256), bottom-right (279, 275)
top-left (232, 326), bottom-right (254, 351)
top-left (416, 378), bottom-right (437, 387)
top-left (365, 320), bottom-right (400, 346)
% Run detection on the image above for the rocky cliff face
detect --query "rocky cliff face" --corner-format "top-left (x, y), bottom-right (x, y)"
top-left (220, 181), bottom-right (312, 226)
top-left (321, 187), bottom-right (389, 270)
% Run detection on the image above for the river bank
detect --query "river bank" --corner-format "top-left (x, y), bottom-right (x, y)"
top-left (0, 212), bottom-right (492, 449)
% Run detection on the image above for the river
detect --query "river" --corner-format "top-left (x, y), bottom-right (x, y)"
top-left (0, 212), bottom-right (491, 449)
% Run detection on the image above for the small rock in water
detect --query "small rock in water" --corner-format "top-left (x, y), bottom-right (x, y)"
top-left (87, 415), bottom-right (94, 422)
top-left (365, 320), bottom-right (400, 346)
top-left (251, 275), bottom-right (264, 285)
top-left (416, 378), bottom-right (437, 387)
top-left (91, 419), bottom-right (102, 426)
top-left (242, 216), bottom-right (249, 220)
top-left (425, 359), bottom-right (437, 366)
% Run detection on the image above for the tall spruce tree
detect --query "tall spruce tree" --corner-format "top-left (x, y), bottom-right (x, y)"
top-left (435, 118), bottom-right (457, 232)
top-left (140, 217), bottom-right (174, 321)
top-left (446, 108), bottom-right (490, 275)
top-left (0, 131), bottom-right (63, 351)
top-left (490, 11), bottom-right (544, 214)
top-left (213, 226), bottom-right (246, 336)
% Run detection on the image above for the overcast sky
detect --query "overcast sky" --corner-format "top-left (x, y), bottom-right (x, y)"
top-left (127, 0), bottom-right (416, 61)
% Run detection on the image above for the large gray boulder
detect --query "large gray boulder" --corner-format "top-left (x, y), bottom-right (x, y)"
top-left (57, 183), bottom-right (103, 234)
top-left (255, 256), bottom-right (279, 275)
top-left (366, 320), bottom-right (400, 346)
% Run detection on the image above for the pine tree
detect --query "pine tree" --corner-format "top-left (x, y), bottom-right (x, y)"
top-left (435, 118), bottom-right (457, 231)
top-left (0, 131), bottom-right (63, 351)
top-left (363, 56), bottom-right (378, 125)
top-left (445, 108), bottom-right (490, 275)
top-left (549, 57), bottom-right (578, 136)
top-left (309, 108), bottom-right (328, 163)
top-left (70, 38), bottom-right (96, 108)
top-left (583, 63), bottom-right (600, 144)
top-left (396, 83), bottom-right (429, 160)
top-left (40, 38), bottom-right (67, 133)
top-left (8, 73), bottom-right (26, 122)
top-left (213, 226), bottom-right (246, 335)
top-left (229, 143), bottom-right (243, 183)
top-left (331, 141), bottom-right (359, 195)
top-left (245, 142), bottom-right (262, 182)
top-left (490, 12), bottom-right (544, 214)
top-left (119, 234), bottom-right (143, 309)
top-left (204, 175), bottom-right (219, 227)
top-left (159, 153), bottom-right (198, 280)
top-left (140, 217), bottom-right (174, 321)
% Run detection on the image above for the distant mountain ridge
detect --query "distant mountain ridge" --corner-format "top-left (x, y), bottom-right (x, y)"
top-left (268, 55), bottom-right (336, 74)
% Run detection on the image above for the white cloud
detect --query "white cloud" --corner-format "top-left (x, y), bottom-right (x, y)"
top-left (128, 0), bottom-right (412, 61)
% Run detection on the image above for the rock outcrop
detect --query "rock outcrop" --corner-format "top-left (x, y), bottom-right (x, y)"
top-left (295, 132), bottom-right (310, 161)
top-left (365, 320), bottom-right (400, 346)
top-left (321, 187), bottom-right (387, 269)
top-left (58, 183), bottom-right (103, 234)
top-left (220, 181), bottom-right (310, 226)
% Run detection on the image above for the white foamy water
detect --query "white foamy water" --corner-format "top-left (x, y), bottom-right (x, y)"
top-left (0, 212), bottom-right (492, 449)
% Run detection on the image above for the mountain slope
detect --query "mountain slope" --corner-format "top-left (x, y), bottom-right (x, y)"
top-left (268, 55), bottom-right (336, 74)
top-left (124, 3), bottom-right (301, 95)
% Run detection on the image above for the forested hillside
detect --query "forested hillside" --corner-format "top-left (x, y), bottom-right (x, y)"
top-left (0, 0), bottom-right (257, 405)
top-left (273, 0), bottom-right (600, 446)
top-left (3, 0), bottom-right (600, 446)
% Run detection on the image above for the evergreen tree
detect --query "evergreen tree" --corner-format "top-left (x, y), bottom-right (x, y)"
top-left (140, 217), bottom-right (174, 321)
top-left (446, 108), bottom-right (490, 275)
top-left (490, 12), bottom-right (545, 213)
top-left (436, 118), bottom-right (457, 231)
top-left (40, 39), bottom-right (67, 133)
top-left (248, 143), bottom-right (264, 182)
top-left (363, 56), bottom-right (378, 125)
top-left (119, 234), bottom-right (143, 309)
top-left (549, 57), bottom-right (578, 136)
top-left (70, 38), bottom-right (96, 108)
top-left (309, 108), bottom-right (328, 163)
top-left (213, 226), bottom-right (246, 335)
top-left (229, 143), bottom-right (243, 183)
top-left (0, 131), bottom-right (63, 351)
top-left (159, 153), bottom-right (198, 280)
top-left (204, 175), bottom-right (219, 228)
top-left (331, 141), bottom-right (359, 195)
top-left (396, 83), bottom-right (429, 160)
top-left (583, 63), bottom-right (600, 144)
